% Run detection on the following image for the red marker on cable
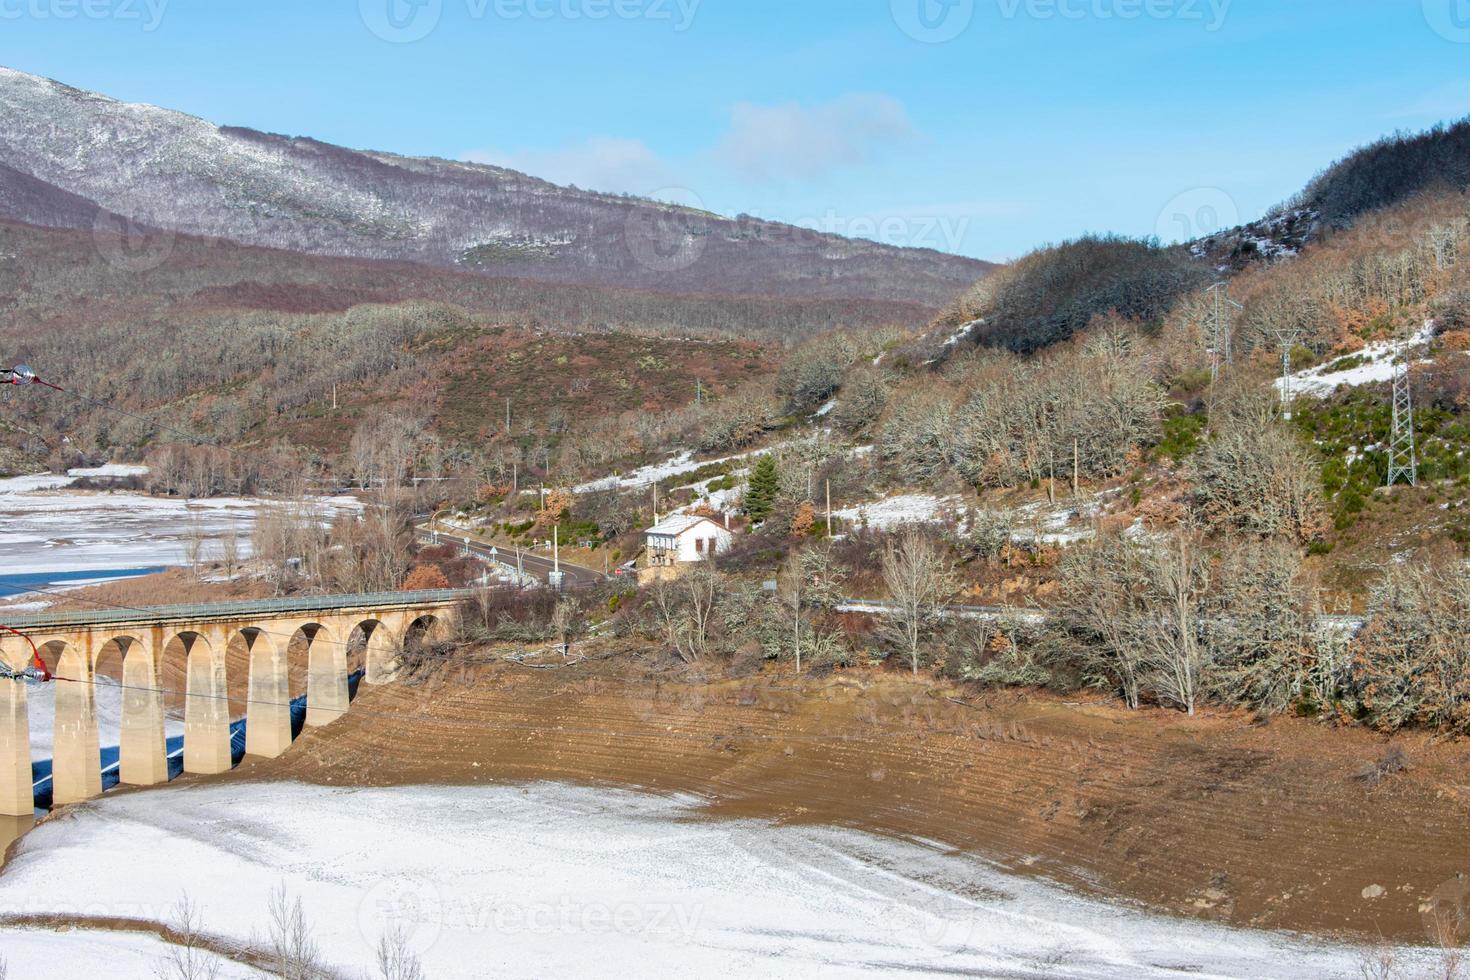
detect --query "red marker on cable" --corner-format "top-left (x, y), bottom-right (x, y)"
top-left (1, 365), bottom-right (61, 390)
top-left (0, 625), bottom-right (50, 683)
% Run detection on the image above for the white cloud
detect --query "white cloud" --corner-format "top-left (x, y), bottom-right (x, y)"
top-left (463, 136), bottom-right (681, 195)
top-left (711, 94), bottom-right (916, 181)
top-left (463, 93), bottom-right (918, 197)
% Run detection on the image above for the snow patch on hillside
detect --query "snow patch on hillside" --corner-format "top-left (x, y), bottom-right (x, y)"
top-left (835, 494), bottom-right (961, 530)
top-left (1277, 322), bottom-right (1434, 398)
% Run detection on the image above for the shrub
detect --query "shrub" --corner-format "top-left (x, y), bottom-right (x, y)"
top-left (1352, 562), bottom-right (1470, 733)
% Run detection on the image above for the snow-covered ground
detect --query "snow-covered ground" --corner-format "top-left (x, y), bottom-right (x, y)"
top-left (0, 468), bottom-right (359, 577)
top-left (1277, 321), bottom-right (1435, 398)
top-left (0, 781), bottom-right (1427, 978)
top-left (834, 493), bottom-right (963, 530)
top-left (834, 493), bottom-right (1098, 546)
top-left (0, 927), bottom-right (248, 979)
top-left (574, 448), bottom-right (764, 494)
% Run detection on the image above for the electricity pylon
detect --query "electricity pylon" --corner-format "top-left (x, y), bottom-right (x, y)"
top-left (1386, 343), bottom-right (1418, 488)
top-left (1270, 326), bottom-right (1300, 420)
top-left (1205, 282), bottom-right (1242, 385)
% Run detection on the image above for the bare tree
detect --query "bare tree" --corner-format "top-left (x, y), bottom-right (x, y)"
top-left (261, 884), bottom-right (322, 980)
top-left (880, 529), bottom-right (956, 676)
top-left (181, 517), bottom-right (207, 581)
top-left (375, 923), bottom-right (427, 980)
top-left (647, 562), bottom-right (722, 664)
top-left (1053, 536), bottom-right (1151, 710)
top-left (777, 546), bottom-right (843, 674)
top-left (1136, 532), bottom-right (1210, 717)
top-left (218, 523), bottom-right (241, 580)
top-left (153, 895), bottom-right (220, 980)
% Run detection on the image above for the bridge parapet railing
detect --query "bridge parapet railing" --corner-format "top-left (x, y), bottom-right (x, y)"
top-left (0, 588), bottom-right (478, 631)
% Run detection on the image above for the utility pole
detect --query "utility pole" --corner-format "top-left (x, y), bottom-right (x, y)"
top-left (1072, 438), bottom-right (1080, 498)
top-left (1387, 336), bottom-right (1419, 488)
top-left (505, 398), bottom-right (512, 435)
top-left (331, 383), bottom-right (338, 411)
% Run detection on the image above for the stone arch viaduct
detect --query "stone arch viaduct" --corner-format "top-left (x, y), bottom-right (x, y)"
top-left (0, 590), bottom-right (465, 816)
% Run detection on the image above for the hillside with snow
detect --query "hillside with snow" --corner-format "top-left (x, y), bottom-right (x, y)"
top-left (0, 67), bottom-right (991, 305)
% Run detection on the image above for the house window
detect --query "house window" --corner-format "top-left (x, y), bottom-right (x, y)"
top-left (695, 538), bottom-right (705, 555)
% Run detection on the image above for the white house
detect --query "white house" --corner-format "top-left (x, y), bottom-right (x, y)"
top-left (643, 514), bottom-right (734, 569)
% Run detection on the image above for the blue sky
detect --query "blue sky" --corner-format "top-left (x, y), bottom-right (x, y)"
top-left (3, 0), bottom-right (1469, 260)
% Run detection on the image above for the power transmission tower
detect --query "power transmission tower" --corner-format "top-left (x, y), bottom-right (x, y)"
top-left (1269, 326), bottom-right (1300, 420)
top-left (1204, 282), bottom-right (1242, 385)
top-left (1386, 342), bottom-right (1418, 488)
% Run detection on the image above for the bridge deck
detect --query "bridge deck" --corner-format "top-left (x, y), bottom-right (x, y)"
top-left (0, 588), bottom-right (474, 631)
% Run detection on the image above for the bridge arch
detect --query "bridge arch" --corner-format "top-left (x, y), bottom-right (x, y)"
top-left (166, 631), bottom-right (231, 776)
top-left (296, 623), bottom-right (348, 728)
top-left (351, 619), bottom-right (399, 686)
top-left (93, 637), bottom-right (130, 774)
top-left (112, 635), bottom-right (167, 787)
top-left (403, 614), bottom-right (444, 659)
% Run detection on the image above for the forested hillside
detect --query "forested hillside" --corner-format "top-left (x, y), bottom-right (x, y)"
top-left (0, 217), bottom-right (900, 476)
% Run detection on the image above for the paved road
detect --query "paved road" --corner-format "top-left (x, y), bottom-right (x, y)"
top-left (419, 528), bottom-right (608, 589)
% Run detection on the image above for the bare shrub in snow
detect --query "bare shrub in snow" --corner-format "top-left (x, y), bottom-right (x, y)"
top-left (260, 884), bottom-right (323, 980)
top-left (375, 923), bottom-right (426, 980)
top-left (154, 895), bottom-right (220, 980)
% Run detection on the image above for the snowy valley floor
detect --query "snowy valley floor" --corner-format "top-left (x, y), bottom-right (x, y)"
top-left (0, 781), bottom-right (1440, 979)
top-left (1, 657), bottom-right (1466, 977)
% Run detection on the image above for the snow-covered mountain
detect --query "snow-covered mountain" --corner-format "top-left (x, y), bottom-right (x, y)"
top-left (0, 67), bottom-right (991, 304)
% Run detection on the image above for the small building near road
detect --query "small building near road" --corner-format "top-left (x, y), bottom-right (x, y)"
top-left (640, 513), bottom-right (734, 582)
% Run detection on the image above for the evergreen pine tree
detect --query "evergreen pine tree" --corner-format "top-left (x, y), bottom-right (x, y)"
top-left (744, 455), bottom-right (779, 524)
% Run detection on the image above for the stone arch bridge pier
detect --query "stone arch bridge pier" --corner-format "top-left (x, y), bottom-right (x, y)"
top-left (0, 590), bottom-right (464, 815)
